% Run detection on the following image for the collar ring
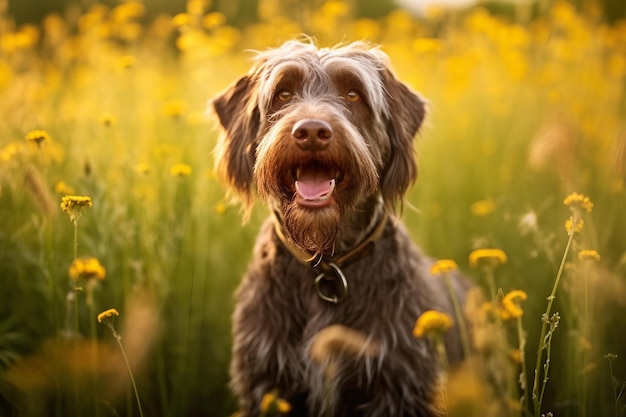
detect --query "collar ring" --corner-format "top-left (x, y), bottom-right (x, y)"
top-left (314, 262), bottom-right (348, 304)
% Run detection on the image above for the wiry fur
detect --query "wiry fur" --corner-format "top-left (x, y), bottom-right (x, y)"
top-left (212, 40), bottom-right (470, 417)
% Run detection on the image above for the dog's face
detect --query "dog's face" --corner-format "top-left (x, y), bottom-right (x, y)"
top-left (212, 41), bottom-right (426, 255)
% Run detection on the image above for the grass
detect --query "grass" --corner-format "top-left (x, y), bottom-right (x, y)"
top-left (1, 0), bottom-right (626, 416)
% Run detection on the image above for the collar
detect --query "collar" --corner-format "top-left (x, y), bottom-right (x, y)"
top-left (273, 211), bottom-right (389, 303)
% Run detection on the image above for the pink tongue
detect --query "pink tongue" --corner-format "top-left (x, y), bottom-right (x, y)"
top-left (295, 166), bottom-right (336, 200)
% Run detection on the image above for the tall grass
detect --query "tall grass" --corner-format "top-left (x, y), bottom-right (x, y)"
top-left (0, 0), bottom-right (625, 416)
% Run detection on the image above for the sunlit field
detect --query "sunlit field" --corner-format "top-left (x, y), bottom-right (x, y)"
top-left (1, 0), bottom-right (625, 416)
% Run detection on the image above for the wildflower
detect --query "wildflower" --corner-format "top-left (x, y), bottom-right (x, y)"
top-left (201, 12), bottom-right (226, 30)
top-left (510, 348), bottom-right (522, 364)
top-left (565, 217), bottom-right (584, 235)
top-left (470, 198), bottom-right (495, 216)
top-left (170, 163), bottom-right (192, 177)
top-left (0, 143), bottom-right (18, 162)
top-left (260, 390), bottom-right (291, 414)
top-left (215, 202), bottom-right (227, 214)
top-left (116, 55), bottom-right (136, 70)
top-left (135, 162), bottom-right (151, 175)
top-left (563, 192), bottom-right (593, 214)
top-left (111, 1), bottom-right (146, 23)
top-left (468, 248), bottom-right (507, 269)
top-left (98, 307), bottom-right (145, 417)
top-left (499, 290), bottom-right (528, 321)
top-left (578, 249), bottom-right (600, 262)
top-left (68, 257), bottom-right (106, 281)
top-left (172, 13), bottom-right (194, 28)
top-left (578, 336), bottom-right (592, 351)
top-left (100, 113), bottom-right (117, 126)
top-left (54, 181), bottom-right (75, 195)
top-left (97, 308), bottom-right (119, 323)
top-left (412, 38), bottom-right (443, 54)
top-left (413, 310), bottom-right (454, 338)
top-left (25, 129), bottom-right (50, 147)
top-left (430, 259), bottom-right (459, 276)
top-left (187, 0), bottom-right (205, 15)
top-left (60, 195), bottom-right (92, 223)
top-left (162, 100), bottom-right (186, 118)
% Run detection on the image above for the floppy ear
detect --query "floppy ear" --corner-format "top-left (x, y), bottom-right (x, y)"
top-left (381, 69), bottom-right (426, 212)
top-left (212, 75), bottom-right (261, 205)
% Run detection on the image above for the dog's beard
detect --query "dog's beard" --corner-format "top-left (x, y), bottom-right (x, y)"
top-left (282, 201), bottom-right (341, 257)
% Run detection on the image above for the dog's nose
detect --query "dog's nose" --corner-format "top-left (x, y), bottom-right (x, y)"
top-left (292, 119), bottom-right (333, 151)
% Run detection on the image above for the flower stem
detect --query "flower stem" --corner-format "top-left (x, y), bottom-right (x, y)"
top-left (484, 268), bottom-right (498, 302)
top-left (109, 324), bottom-right (145, 417)
top-left (443, 272), bottom-right (471, 359)
top-left (531, 216), bottom-right (577, 417)
top-left (517, 315), bottom-right (529, 414)
top-left (73, 220), bottom-right (79, 337)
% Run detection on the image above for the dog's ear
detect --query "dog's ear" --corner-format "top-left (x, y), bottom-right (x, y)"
top-left (212, 75), bottom-right (261, 206)
top-left (381, 69), bottom-right (426, 212)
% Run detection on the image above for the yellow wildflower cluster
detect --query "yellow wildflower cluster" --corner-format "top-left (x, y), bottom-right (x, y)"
top-left (578, 249), bottom-right (600, 262)
top-left (498, 290), bottom-right (528, 321)
top-left (563, 192), bottom-right (593, 214)
top-left (170, 163), bottom-right (192, 177)
top-left (430, 259), bottom-right (459, 276)
top-left (413, 310), bottom-right (454, 338)
top-left (565, 217), bottom-right (584, 235)
top-left (25, 130), bottom-right (50, 147)
top-left (97, 308), bottom-right (119, 323)
top-left (468, 248), bottom-right (508, 269)
top-left (68, 257), bottom-right (106, 281)
top-left (60, 195), bottom-right (93, 223)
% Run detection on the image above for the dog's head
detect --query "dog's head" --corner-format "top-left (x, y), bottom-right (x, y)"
top-left (212, 40), bottom-right (426, 255)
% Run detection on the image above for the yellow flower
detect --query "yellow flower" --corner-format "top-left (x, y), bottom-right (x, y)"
top-left (430, 259), bottom-right (459, 276)
top-left (170, 163), bottom-right (192, 177)
top-left (470, 198), bottom-right (495, 216)
top-left (135, 162), bottom-right (151, 175)
top-left (201, 12), bottom-right (226, 30)
top-left (111, 1), bottom-right (146, 23)
top-left (468, 248), bottom-right (508, 269)
top-left (100, 113), bottom-right (117, 126)
top-left (509, 348), bottom-right (522, 364)
top-left (0, 143), bottom-right (18, 162)
top-left (97, 308), bottom-right (119, 323)
top-left (54, 181), bottom-right (76, 195)
top-left (578, 249), bottom-right (600, 262)
top-left (172, 13), bottom-right (194, 27)
top-left (68, 257), bottom-right (106, 281)
top-left (260, 390), bottom-right (291, 414)
top-left (563, 192), bottom-right (593, 214)
top-left (499, 290), bottom-right (528, 321)
top-left (60, 195), bottom-right (93, 223)
top-left (162, 100), bottom-right (186, 118)
top-left (565, 217), bottom-right (584, 235)
top-left (116, 55), bottom-right (136, 70)
top-left (413, 310), bottom-right (454, 338)
top-left (215, 202), bottom-right (227, 214)
top-left (25, 129), bottom-right (50, 147)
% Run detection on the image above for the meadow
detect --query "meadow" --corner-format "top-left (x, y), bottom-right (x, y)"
top-left (0, 0), bottom-right (625, 416)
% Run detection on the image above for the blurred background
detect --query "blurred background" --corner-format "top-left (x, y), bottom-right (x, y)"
top-left (6, 0), bottom-right (626, 24)
top-left (1, 0), bottom-right (626, 416)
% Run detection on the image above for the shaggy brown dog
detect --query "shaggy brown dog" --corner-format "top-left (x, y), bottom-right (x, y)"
top-left (212, 40), bottom-right (470, 417)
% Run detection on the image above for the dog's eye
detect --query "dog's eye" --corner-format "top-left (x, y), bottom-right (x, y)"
top-left (346, 90), bottom-right (361, 102)
top-left (277, 90), bottom-right (293, 102)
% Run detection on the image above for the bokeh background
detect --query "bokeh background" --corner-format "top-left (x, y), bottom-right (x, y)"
top-left (1, 0), bottom-right (626, 416)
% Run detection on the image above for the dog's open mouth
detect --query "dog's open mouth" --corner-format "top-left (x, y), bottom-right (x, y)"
top-left (292, 161), bottom-right (341, 208)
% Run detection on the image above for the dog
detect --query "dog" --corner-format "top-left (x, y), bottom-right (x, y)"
top-left (212, 40), bottom-right (470, 417)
